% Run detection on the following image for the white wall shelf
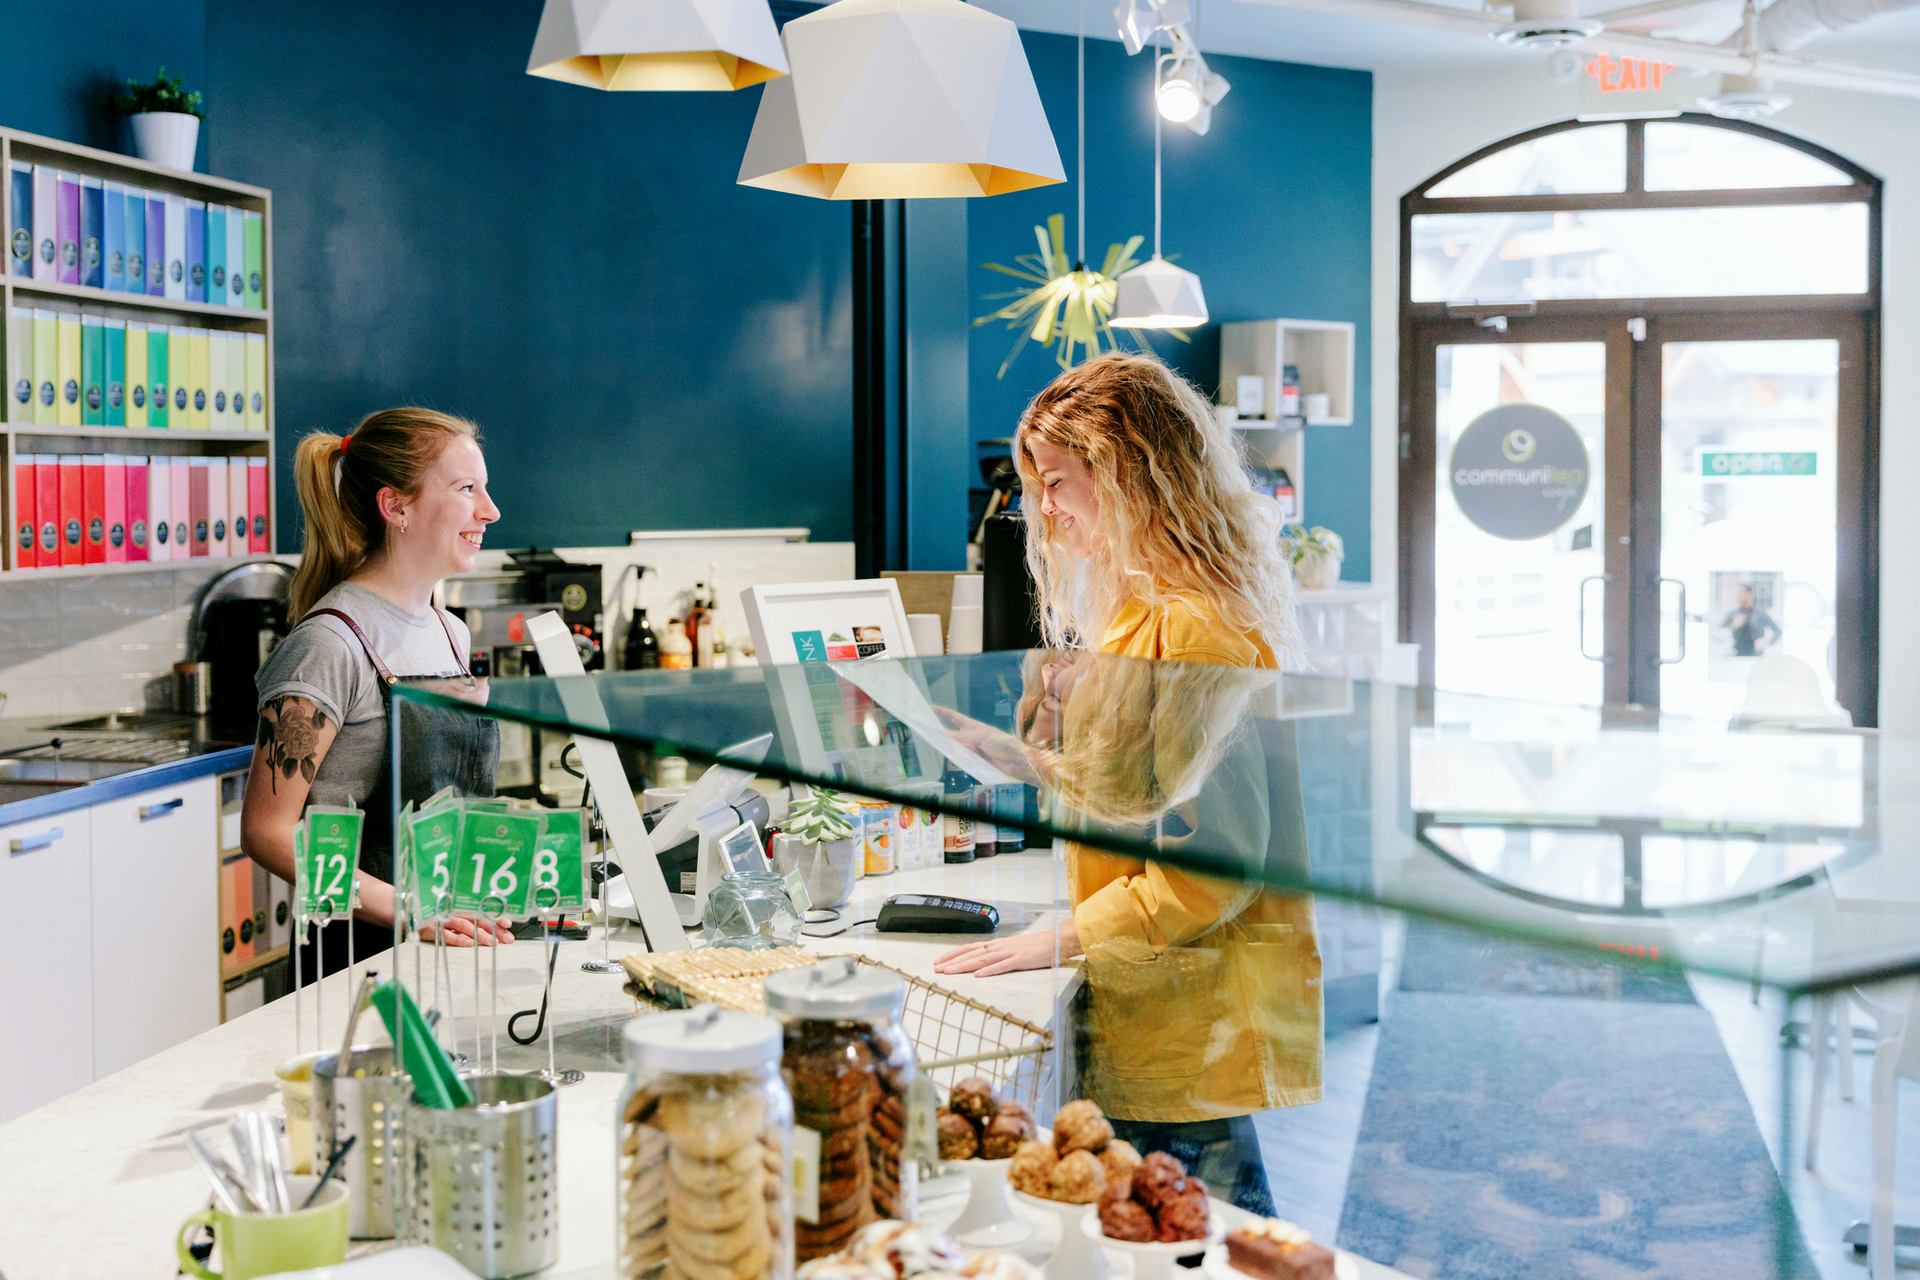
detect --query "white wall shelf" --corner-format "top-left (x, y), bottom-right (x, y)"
top-left (1, 125), bottom-right (275, 577)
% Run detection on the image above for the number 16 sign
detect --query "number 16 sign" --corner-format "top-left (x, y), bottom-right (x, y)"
top-left (451, 809), bottom-right (542, 918)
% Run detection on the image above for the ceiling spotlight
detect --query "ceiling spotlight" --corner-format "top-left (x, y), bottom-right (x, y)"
top-left (1157, 64), bottom-right (1202, 123)
top-left (1156, 47), bottom-right (1225, 133)
top-left (1490, 0), bottom-right (1602, 50)
top-left (1699, 72), bottom-right (1792, 119)
top-left (1115, 0), bottom-right (1190, 56)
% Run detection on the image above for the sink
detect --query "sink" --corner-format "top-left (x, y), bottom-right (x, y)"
top-left (0, 758), bottom-right (140, 785)
top-left (48, 711), bottom-right (194, 732)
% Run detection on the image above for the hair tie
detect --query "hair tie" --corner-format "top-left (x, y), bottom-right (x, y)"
top-left (341, 433), bottom-right (353, 454)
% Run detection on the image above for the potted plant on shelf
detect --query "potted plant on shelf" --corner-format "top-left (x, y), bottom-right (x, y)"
top-left (1284, 524), bottom-right (1345, 590)
top-left (771, 786), bottom-right (859, 910)
top-left (117, 68), bottom-right (203, 172)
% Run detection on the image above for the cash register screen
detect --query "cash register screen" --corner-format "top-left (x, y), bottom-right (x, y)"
top-left (718, 821), bottom-right (768, 876)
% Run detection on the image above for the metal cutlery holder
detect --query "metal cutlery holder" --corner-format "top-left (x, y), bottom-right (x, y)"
top-left (402, 1072), bottom-right (559, 1279)
top-left (312, 1044), bottom-right (404, 1239)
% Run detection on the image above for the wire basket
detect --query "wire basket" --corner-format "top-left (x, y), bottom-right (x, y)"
top-left (621, 948), bottom-right (1053, 1114)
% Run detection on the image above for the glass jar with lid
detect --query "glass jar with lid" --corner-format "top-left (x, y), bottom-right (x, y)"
top-left (617, 1006), bottom-right (793, 1280)
top-left (764, 957), bottom-right (917, 1261)
top-left (702, 871), bottom-right (803, 950)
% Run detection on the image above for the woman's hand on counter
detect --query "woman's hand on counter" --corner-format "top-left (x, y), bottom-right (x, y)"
top-left (420, 914), bottom-right (516, 947)
top-left (934, 920), bottom-right (1078, 977)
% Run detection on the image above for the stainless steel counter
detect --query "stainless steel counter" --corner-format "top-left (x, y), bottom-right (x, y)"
top-left (0, 712), bottom-right (252, 826)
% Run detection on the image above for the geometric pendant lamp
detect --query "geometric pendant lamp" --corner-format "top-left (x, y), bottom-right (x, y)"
top-left (738, 0), bottom-right (1065, 199)
top-left (528, 0), bottom-right (788, 92)
top-left (1112, 37), bottom-right (1207, 328)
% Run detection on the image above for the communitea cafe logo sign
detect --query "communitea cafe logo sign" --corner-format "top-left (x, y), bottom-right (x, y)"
top-left (1448, 403), bottom-right (1590, 541)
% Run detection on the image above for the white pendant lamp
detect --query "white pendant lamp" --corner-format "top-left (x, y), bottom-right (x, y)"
top-left (527, 0), bottom-right (787, 92)
top-left (1112, 41), bottom-right (1207, 329)
top-left (737, 0), bottom-right (1065, 200)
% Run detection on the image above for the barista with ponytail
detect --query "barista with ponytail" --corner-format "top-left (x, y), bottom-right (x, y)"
top-left (243, 407), bottom-right (511, 974)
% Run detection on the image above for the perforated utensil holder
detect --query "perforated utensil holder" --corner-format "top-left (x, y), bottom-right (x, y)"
top-left (312, 1044), bottom-right (404, 1239)
top-left (402, 1072), bottom-right (559, 1279)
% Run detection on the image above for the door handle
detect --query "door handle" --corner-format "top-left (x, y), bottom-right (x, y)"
top-left (1659, 577), bottom-right (1688, 665)
top-left (138, 797), bottom-right (185, 822)
top-left (1578, 574), bottom-right (1612, 663)
top-left (9, 827), bottom-right (64, 855)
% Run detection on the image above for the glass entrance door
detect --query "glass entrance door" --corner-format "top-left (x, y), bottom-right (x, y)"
top-left (1415, 326), bottom-right (1626, 707)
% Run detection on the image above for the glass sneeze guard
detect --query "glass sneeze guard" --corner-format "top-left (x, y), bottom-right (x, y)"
top-left (392, 652), bottom-right (1918, 995)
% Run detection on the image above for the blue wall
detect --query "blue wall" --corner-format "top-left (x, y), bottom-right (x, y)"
top-left (967, 35), bottom-right (1374, 579)
top-left (200, 0), bottom-right (853, 551)
top-left (0, 0), bottom-right (206, 167)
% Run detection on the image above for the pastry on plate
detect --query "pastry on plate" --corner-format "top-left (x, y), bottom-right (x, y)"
top-left (1222, 1219), bottom-right (1337, 1280)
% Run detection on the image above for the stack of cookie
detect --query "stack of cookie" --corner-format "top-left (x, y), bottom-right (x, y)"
top-left (1006, 1099), bottom-right (1141, 1206)
top-left (1098, 1150), bottom-right (1211, 1244)
top-left (935, 1076), bottom-right (1036, 1163)
top-left (620, 1084), bottom-right (786, 1280)
top-left (785, 1020), bottom-right (915, 1260)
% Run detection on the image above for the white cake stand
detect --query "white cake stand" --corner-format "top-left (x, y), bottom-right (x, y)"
top-left (1081, 1203), bottom-right (1223, 1280)
top-left (947, 1125), bottom-right (1047, 1248)
top-left (1014, 1189), bottom-right (1115, 1280)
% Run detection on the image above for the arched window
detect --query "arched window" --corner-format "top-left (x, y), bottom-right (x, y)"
top-left (1398, 115), bottom-right (1881, 725)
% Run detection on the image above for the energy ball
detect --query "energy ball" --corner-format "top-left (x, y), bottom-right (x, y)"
top-left (981, 1111), bottom-right (1034, 1160)
top-left (937, 1109), bottom-right (979, 1161)
top-left (1098, 1139), bottom-right (1142, 1186)
top-left (1051, 1100), bottom-right (1114, 1156)
top-left (1008, 1139), bottom-right (1058, 1195)
top-left (949, 1077), bottom-right (997, 1126)
top-left (1048, 1149), bottom-right (1107, 1204)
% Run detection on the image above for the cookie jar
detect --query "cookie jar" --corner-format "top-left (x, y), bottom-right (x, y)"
top-left (617, 1007), bottom-right (794, 1280)
top-left (764, 957), bottom-right (917, 1262)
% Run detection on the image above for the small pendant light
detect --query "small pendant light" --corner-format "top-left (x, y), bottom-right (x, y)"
top-left (528, 0), bottom-right (788, 92)
top-left (737, 0), bottom-right (1064, 200)
top-left (1112, 36), bottom-right (1207, 329)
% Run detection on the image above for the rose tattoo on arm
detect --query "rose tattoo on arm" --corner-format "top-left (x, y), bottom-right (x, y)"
top-left (257, 696), bottom-right (329, 794)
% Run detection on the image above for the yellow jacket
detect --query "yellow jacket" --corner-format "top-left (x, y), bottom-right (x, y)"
top-left (1064, 597), bottom-right (1324, 1123)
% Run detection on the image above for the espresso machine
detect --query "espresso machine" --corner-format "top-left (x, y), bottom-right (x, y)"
top-left (442, 549), bottom-right (607, 797)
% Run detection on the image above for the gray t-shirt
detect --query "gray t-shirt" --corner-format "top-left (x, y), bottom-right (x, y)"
top-left (255, 581), bottom-right (473, 814)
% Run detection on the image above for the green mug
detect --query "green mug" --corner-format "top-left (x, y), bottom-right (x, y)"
top-left (175, 1176), bottom-right (349, 1280)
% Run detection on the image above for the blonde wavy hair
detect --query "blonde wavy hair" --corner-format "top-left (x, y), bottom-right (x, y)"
top-left (1014, 352), bottom-right (1298, 659)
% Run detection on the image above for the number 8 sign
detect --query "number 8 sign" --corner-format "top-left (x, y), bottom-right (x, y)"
top-left (534, 809), bottom-right (589, 914)
top-left (450, 809), bottom-right (543, 918)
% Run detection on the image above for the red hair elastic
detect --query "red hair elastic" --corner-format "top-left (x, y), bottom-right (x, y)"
top-left (341, 433), bottom-right (354, 454)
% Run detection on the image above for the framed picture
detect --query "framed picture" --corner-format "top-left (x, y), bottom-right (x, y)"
top-left (740, 578), bottom-right (917, 665)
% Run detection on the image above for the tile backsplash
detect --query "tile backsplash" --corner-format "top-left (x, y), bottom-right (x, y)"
top-left (0, 565), bottom-right (234, 718)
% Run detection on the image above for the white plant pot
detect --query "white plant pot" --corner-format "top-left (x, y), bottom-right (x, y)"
top-left (1295, 553), bottom-right (1342, 590)
top-left (769, 833), bottom-right (858, 910)
top-left (128, 112), bottom-right (200, 171)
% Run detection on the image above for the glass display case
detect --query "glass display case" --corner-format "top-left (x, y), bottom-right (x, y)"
top-left (389, 653), bottom-right (1920, 1280)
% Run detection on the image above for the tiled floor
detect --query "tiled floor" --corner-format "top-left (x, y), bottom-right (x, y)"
top-left (1250, 918), bottom-right (1920, 1278)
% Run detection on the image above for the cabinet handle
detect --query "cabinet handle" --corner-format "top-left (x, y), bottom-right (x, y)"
top-left (139, 797), bottom-right (186, 822)
top-left (9, 827), bottom-right (64, 855)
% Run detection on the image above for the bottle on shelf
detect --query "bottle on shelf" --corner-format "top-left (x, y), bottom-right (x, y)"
top-left (622, 606), bottom-right (661, 670)
top-left (995, 784), bottom-right (1027, 853)
top-left (684, 581), bottom-right (709, 666)
top-left (941, 762), bottom-right (977, 865)
top-left (660, 618), bottom-right (693, 670)
top-left (973, 782), bottom-right (999, 858)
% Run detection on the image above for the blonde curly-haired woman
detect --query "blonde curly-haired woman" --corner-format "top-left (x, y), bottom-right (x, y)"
top-left (935, 352), bottom-right (1321, 1213)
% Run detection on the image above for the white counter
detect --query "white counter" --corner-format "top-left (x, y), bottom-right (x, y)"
top-left (0, 851), bottom-right (1405, 1280)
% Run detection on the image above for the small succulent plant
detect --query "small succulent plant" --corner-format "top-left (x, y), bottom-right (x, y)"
top-left (785, 786), bottom-right (855, 844)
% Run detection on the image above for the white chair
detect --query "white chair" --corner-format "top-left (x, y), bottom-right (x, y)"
top-left (1834, 979), bottom-right (1920, 1278)
top-left (1808, 979), bottom-right (1915, 1170)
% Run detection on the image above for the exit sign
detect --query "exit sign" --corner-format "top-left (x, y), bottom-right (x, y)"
top-left (1701, 451), bottom-right (1818, 478)
top-left (1586, 54), bottom-right (1676, 94)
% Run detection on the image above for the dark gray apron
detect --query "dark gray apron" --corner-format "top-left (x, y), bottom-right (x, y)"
top-left (296, 606), bottom-right (500, 985)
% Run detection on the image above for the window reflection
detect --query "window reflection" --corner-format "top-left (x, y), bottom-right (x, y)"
top-left (1428, 124), bottom-right (1627, 198)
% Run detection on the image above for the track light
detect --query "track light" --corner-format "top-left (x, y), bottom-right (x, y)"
top-left (1114, 0), bottom-right (1189, 56)
top-left (1155, 45), bottom-right (1226, 135)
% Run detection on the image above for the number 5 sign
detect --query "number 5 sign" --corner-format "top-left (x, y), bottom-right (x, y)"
top-left (407, 804), bottom-right (464, 923)
top-left (299, 807), bottom-right (364, 920)
top-left (451, 809), bottom-right (543, 918)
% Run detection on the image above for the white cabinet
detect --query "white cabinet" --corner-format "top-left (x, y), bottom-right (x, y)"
top-left (0, 813), bottom-right (94, 1124)
top-left (89, 777), bottom-right (219, 1077)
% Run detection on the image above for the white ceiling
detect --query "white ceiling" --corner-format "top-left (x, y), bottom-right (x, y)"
top-left (972, 0), bottom-right (1920, 74)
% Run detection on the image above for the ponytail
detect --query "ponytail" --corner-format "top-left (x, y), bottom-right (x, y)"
top-left (287, 407), bottom-right (479, 619)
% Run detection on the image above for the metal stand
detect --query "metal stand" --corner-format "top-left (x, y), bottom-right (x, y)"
top-left (1844, 1220), bottom-right (1920, 1255)
top-left (481, 895), bottom-right (508, 1076)
top-left (536, 912), bottom-right (584, 1088)
top-left (581, 802), bottom-right (620, 974)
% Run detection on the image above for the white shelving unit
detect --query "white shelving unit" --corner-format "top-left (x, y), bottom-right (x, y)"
top-left (1218, 317), bottom-right (1357, 529)
top-left (1, 126), bottom-right (274, 579)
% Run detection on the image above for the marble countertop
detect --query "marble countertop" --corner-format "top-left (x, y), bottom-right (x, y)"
top-left (0, 851), bottom-right (1404, 1280)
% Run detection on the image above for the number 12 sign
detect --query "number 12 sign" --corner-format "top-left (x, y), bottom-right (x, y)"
top-left (299, 807), bottom-right (364, 920)
top-left (450, 809), bottom-right (543, 918)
